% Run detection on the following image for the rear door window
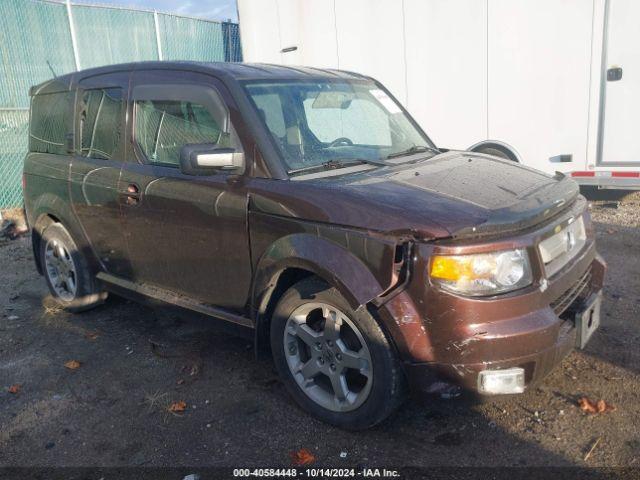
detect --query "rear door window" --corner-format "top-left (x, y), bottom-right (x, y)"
top-left (29, 92), bottom-right (72, 155)
top-left (80, 88), bottom-right (124, 160)
top-left (134, 100), bottom-right (223, 166)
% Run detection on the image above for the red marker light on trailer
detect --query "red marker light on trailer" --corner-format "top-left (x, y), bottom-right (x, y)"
top-left (572, 170), bottom-right (639, 178)
top-left (611, 171), bottom-right (639, 178)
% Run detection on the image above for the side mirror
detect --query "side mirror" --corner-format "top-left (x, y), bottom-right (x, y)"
top-left (179, 143), bottom-right (245, 176)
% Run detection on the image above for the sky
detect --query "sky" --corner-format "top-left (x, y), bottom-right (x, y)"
top-left (73, 0), bottom-right (239, 22)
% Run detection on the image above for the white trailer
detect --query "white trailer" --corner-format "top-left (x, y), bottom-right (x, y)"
top-left (237, 0), bottom-right (640, 189)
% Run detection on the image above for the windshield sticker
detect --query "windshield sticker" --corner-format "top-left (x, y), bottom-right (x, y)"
top-left (369, 89), bottom-right (402, 114)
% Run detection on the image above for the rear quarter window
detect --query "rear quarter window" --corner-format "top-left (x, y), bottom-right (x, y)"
top-left (29, 92), bottom-right (72, 155)
top-left (80, 88), bottom-right (123, 160)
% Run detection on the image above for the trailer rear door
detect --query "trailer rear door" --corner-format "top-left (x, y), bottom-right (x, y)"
top-left (599, 0), bottom-right (640, 166)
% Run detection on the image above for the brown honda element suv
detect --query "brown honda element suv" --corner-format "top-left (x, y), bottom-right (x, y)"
top-left (24, 62), bottom-right (605, 429)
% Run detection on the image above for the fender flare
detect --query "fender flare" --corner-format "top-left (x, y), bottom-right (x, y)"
top-left (30, 193), bottom-right (99, 273)
top-left (250, 233), bottom-right (399, 359)
top-left (252, 233), bottom-right (393, 315)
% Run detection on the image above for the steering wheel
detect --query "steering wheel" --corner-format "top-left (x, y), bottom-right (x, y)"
top-left (328, 137), bottom-right (354, 147)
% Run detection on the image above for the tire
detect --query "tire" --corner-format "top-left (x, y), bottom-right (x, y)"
top-left (270, 278), bottom-right (406, 430)
top-left (40, 222), bottom-right (107, 312)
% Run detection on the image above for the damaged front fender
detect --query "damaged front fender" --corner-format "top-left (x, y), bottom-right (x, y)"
top-left (252, 230), bottom-right (397, 313)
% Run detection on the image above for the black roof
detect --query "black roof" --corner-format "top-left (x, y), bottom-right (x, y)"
top-left (31, 61), bottom-right (371, 94)
top-left (187, 62), bottom-right (369, 80)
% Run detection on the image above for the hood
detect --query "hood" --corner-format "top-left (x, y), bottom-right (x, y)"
top-left (249, 151), bottom-right (580, 240)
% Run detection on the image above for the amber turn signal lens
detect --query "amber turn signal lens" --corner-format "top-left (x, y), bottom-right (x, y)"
top-left (430, 255), bottom-right (474, 281)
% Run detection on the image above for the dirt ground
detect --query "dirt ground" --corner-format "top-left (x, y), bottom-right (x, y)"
top-left (1, 191), bottom-right (639, 471)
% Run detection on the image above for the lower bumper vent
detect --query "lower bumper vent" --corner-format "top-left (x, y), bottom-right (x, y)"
top-left (550, 268), bottom-right (592, 316)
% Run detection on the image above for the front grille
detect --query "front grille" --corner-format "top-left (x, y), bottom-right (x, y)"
top-left (550, 267), bottom-right (592, 316)
top-left (539, 216), bottom-right (587, 278)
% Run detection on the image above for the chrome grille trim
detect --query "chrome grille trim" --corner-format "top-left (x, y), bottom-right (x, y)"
top-left (539, 216), bottom-right (587, 277)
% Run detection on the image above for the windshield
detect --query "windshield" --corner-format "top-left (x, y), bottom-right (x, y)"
top-left (243, 80), bottom-right (435, 175)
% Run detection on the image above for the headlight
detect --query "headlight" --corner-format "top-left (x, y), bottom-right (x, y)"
top-left (429, 248), bottom-right (533, 296)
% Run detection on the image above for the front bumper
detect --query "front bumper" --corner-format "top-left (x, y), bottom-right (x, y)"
top-left (377, 234), bottom-right (606, 396)
top-left (403, 314), bottom-right (579, 394)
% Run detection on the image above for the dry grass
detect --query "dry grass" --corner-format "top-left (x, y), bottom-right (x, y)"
top-left (0, 207), bottom-right (27, 229)
top-left (142, 390), bottom-right (170, 413)
top-left (141, 390), bottom-right (187, 422)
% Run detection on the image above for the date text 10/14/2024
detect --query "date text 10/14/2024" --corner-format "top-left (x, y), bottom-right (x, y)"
top-left (232, 468), bottom-right (401, 478)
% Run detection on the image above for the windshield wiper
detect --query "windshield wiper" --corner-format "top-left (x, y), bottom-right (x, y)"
top-left (386, 145), bottom-right (440, 159)
top-left (287, 158), bottom-right (388, 176)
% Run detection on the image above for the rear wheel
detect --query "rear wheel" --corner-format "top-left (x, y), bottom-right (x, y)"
top-left (270, 278), bottom-right (406, 429)
top-left (473, 143), bottom-right (519, 162)
top-left (40, 222), bottom-right (106, 312)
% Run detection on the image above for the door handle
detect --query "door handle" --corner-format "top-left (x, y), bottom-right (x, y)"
top-left (607, 66), bottom-right (623, 82)
top-left (122, 183), bottom-right (141, 206)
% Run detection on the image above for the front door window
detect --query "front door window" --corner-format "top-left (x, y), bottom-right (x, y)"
top-left (134, 100), bottom-right (224, 166)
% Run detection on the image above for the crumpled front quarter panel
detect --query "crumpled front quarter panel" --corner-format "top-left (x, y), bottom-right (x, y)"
top-left (247, 179), bottom-right (400, 311)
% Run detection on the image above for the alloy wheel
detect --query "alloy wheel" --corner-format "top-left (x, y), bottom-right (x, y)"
top-left (44, 238), bottom-right (77, 302)
top-left (283, 302), bottom-right (373, 412)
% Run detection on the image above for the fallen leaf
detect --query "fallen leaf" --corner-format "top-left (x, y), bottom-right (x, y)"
top-left (8, 384), bottom-right (21, 394)
top-left (290, 448), bottom-right (316, 466)
top-left (64, 360), bottom-right (81, 370)
top-left (168, 400), bottom-right (187, 413)
top-left (85, 331), bottom-right (99, 341)
top-left (578, 396), bottom-right (615, 414)
top-left (176, 379), bottom-right (185, 385)
top-left (606, 229), bottom-right (617, 234)
top-left (578, 397), bottom-right (597, 413)
top-left (597, 399), bottom-right (615, 413)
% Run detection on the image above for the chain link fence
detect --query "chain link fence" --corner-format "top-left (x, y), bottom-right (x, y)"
top-left (0, 0), bottom-right (242, 209)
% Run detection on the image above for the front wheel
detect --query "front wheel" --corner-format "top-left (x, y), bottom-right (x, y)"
top-left (40, 222), bottom-right (107, 312)
top-left (270, 278), bottom-right (406, 429)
